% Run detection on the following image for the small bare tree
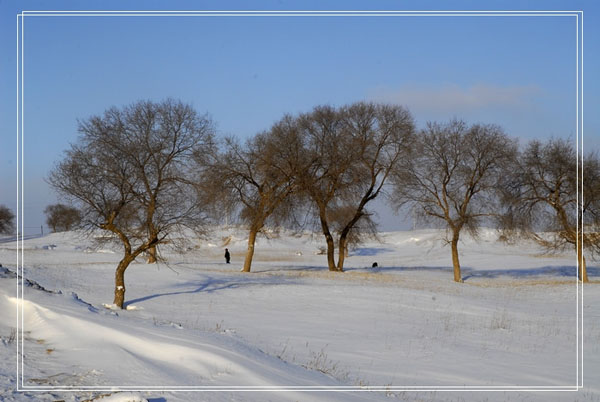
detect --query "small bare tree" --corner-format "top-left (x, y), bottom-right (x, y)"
top-left (0, 205), bottom-right (15, 234)
top-left (49, 99), bottom-right (215, 308)
top-left (499, 139), bottom-right (599, 282)
top-left (298, 102), bottom-right (415, 272)
top-left (392, 119), bottom-right (517, 282)
top-left (44, 204), bottom-right (82, 232)
top-left (207, 116), bottom-right (303, 272)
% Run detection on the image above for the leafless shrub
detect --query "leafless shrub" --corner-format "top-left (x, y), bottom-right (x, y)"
top-left (0, 205), bottom-right (15, 234)
top-left (44, 203), bottom-right (82, 232)
top-left (1, 328), bottom-right (16, 345)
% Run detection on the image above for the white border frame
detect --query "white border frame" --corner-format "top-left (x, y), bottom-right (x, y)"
top-left (15, 9), bottom-right (585, 394)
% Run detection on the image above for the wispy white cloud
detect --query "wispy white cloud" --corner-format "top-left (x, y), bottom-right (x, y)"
top-left (369, 83), bottom-right (541, 114)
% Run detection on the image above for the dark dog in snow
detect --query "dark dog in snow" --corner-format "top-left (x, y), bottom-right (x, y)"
top-left (371, 262), bottom-right (378, 268)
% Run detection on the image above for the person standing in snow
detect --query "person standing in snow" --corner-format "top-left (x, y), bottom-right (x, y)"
top-left (224, 248), bottom-right (231, 264)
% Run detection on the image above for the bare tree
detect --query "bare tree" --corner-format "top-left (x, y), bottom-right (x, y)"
top-left (583, 152), bottom-right (600, 249)
top-left (499, 139), bottom-right (599, 282)
top-left (44, 203), bottom-right (82, 232)
top-left (298, 102), bottom-right (415, 272)
top-left (0, 205), bottom-right (15, 234)
top-left (393, 119), bottom-right (517, 282)
top-left (207, 116), bottom-right (303, 272)
top-left (49, 99), bottom-right (215, 308)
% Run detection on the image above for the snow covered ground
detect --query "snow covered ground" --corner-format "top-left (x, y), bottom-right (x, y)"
top-left (0, 227), bottom-right (598, 401)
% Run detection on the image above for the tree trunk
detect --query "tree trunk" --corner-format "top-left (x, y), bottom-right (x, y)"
top-left (113, 255), bottom-right (134, 309)
top-left (325, 233), bottom-right (338, 271)
top-left (451, 231), bottom-right (463, 283)
top-left (336, 236), bottom-right (347, 272)
top-left (242, 228), bottom-right (258, 273)
top-left (318, 211), bottom-right (339, 271)
top-left (577, 241), bottom-right (589, 283)
top-left (147, 246), bottom-right (157, 264)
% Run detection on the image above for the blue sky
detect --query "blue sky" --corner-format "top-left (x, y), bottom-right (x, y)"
top-left (0, 1), bottom-right (598, 234)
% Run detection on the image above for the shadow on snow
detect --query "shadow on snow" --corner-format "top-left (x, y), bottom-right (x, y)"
top-left (124, 274), bottom-right (300, 308)
top-left (461, 265), bottom-right (599, 281)
top-left (346, 264), bottom-right (599, 281)
top-left (349, 247), bottom-right (395, 257)
top-left (124, 264), bottom-right (598, 307)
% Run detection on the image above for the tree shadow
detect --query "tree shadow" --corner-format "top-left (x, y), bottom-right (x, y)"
top-left (344, 264), bottom-right (599, 281)
top-left (461, 265), bottom-right (599, 281)
top-left (253, 265), bottom-right (328, 273)
top-left (345, 265), bottom-right (453, 273)
top-left (349, 247), bottom-right (395, 257)
top-left (124, 274), bottom-right (299, 307)
top-left (124, 263), bottom-right (599, 307)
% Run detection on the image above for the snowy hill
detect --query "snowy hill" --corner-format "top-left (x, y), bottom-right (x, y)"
top-left (0, 227), bottom-right (598, 401)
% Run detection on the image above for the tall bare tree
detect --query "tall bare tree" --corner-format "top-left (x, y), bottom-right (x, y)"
top-left (582, 152), bottom-right (600, 281)
top-left (0, 205), bottom-right (15, 234)
top-left (298, 102), bottom-right (415, 272)
top-left (44, 203), bottom-right (82, 232)
top-left (499, 139), bottom-right (600, 282)
top-left (392, 119), bottom-right (517, 282)
top-left (49, 99), bottom-right (215, 308)
top-left (207, 116), bottom-right (303, 272)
